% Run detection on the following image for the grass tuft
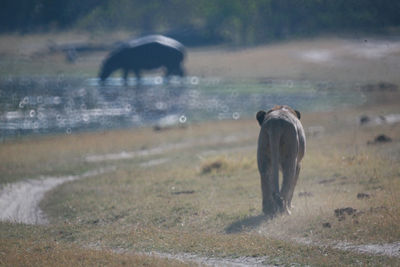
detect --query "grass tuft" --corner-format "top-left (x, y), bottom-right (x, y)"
top-left (200, 155), bottom-right (256, 175)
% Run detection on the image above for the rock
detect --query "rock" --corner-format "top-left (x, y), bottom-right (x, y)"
top-left (374, 134), bottom-right (392, 143)
top-left (357, 193), bottom-right (370, 199)
top-left (298, 191), bottom-right (314, 197)
top-left (319, 178), bottom-right (336, 184)
top-left (334, 207), bottom-right (357, 221)
top-left (322, 222), bottom-right (332, 228)
top-left (172, 190), bottom-right (195, 195)
top-left (368, 134), bottom-right (392, 144)
top-left (359, 115), bottom-right (371, 125)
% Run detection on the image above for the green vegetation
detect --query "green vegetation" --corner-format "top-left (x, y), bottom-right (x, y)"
top-left (2, 0), bottom-right (400, 44)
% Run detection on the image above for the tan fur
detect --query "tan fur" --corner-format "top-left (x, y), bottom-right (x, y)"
top-left (256, 105), bottom-right (306, 216)
top-left (265, 105), bottom-right (299, 119)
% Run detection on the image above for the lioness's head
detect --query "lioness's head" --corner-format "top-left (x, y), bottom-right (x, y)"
top-left (256, 105), bottom-right (301, 126)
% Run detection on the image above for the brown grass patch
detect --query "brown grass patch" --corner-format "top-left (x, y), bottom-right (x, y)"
top-left (0, 238), bottom-right (188, 267)
top-left (200, 155), bottom-right (256, 175)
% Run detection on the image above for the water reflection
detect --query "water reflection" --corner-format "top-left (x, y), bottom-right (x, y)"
top-left (0, 76), bottom-right (364, 138)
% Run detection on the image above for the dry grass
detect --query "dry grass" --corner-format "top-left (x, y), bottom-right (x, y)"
top-left (1, 94), bottom-right (399, 265)
top-left (0, 120), bottom-right (256, 183)
top-left (0, 94), bottom-right (382, 265)
top-left (0, 31), bottom-right (130, 77)
top-left (200, 155), bottom-right (255, 175)
top-left (1, 32), bottom-right (400, 265)
top-left (0, 31), bottom-right (132, 56)
top-left (188, 37), bottom-right (400, 84)
top-left (0, 238), bottom-right (189, 267)
top-left (2, 32), bottom-right (400, 85)
top-left (124, 226), bottom-right (399, 266)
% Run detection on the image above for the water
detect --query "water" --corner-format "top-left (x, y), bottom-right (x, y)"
top-left (0, 76), bottom-right (364, 139)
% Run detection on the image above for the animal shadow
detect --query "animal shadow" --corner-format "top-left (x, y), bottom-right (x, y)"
top-left (225, 214), bottom-right (269, 234)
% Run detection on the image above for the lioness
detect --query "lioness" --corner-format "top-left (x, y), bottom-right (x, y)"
top-left (256, 105), bottom-right (306, 216)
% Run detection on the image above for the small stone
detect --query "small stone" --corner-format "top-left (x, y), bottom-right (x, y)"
top-left (322, 222), bottom-right (331, 228)
top-left (357, 193), bottom-right (370, 199)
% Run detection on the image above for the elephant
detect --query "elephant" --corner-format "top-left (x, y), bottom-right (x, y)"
top-left (99, 35), bottom-right (185, 84)
top-left (256, 105), bottom-right (306, 216)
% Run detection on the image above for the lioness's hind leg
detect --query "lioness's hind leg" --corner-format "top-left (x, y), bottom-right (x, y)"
top-left (287, 163), bottom-right (301, 209)
top-left (260, 168), bottom-right (276, 215)
top-left (280, 158), bottom-right (297, 214)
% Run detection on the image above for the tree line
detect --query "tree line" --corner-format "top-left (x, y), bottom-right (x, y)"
top-left (2, 0), bottom-right (400, 44)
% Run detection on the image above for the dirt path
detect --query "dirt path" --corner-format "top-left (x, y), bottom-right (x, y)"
top-left (147, 252), bottom-right (271, 267)
top-left (0, 167), bottom-right (115, 224)
top-left (334, 241), bottom-right (400, 258)
top-left (296, 237), bottom-right (400, 258)
top-left (85, 132), bottom-right (253, 163)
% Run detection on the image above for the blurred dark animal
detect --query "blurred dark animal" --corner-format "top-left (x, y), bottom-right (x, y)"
top-left (99, 35), bottom-right (185, 84)
top-left (256, 105), bottom-right (306, 216)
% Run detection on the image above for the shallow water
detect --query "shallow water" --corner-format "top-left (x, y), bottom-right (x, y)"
top-left (0, 76), bottom-right (364, 138)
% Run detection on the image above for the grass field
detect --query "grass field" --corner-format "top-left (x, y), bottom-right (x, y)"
top-left (1, 32), bottom-right (400, 84)
top-left (1, 32), bottom-right (400, 265)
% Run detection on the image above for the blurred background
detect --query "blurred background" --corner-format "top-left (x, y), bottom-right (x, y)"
top-left (2, 0), bottom-right (400, 45)
top-left (1, 0), bottom-right (400, 138)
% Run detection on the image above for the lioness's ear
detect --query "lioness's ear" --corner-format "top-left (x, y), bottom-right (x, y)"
top-left (295, 110), bottom-right (301, 120)
top-left (256, 110), bottom-right (266, 126)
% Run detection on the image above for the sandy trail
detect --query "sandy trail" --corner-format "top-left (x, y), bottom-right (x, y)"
top-left (85, 132), bottom-right (253, 163)
top-left (296, 237), bottom-right (400, 258)
top-left (147, 252), bottom-right (271, 267)
top-left (0, 167), bottom-right (115, 225)
top-left (334, 241), bottom-right (400, 258)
